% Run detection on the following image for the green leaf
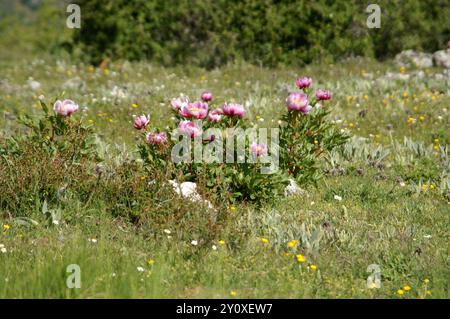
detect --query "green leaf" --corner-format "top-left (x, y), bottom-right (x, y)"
top-left (40, 100), bottom-right (49, 115)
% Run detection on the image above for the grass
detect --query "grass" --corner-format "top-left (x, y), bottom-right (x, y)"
top-left (0, 52), bottom-right (449, 298)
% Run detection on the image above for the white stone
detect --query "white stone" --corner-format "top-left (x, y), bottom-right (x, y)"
top-left (169, 180), bottom-right (214, 209)
top-left (284, 179), bottom-right (307, 197)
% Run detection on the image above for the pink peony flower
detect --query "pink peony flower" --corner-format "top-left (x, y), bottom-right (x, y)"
top-left (208, 109), bottom-right (223, 122)
top-left (53, 99), bottom-right (79, 117)
top-left (315, 89), bottom-right (332, 101)
top-left (179, 101), bottom-right (208, 119)
top-left (178, 120), bottom-right (201, 138)
top-left (171, 97), bottom-right (189, 111)
top-left (133, 115), bottom-right (150, 130)
top-left (221, 103), bottom-right (245, 118)
top-left (250, 143), bottom-right (267, 157)
top-left (286, 92), bottom-right (311, 114)
top-left (146, 132), bottom-right (167, 145)
top-left (295, 77), bottom-right (312, 89)
top-left (201, 91), bottom-right (212, 102)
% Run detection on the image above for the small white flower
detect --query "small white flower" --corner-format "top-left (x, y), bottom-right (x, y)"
top-left (310, 201), bottom-right (315, 206)
top-left (163, 229), bottom-right (171, 234)
top-left (111, 273), bottom-right (117, 277)
top-left (52, 220), bottom-right (59, 225)
top-left (191, 240), bottom-right (198, 246)
top-left (0, 244), bottom-right (4, 248)
top-left (212, 245), bottom-right (217, 251)
top-left (399, 182), bottom-right (406, 187)
top-left (88, 238), bottom-right (98, 243)
top-left (137, 267), bottom-right (145, 272)
top-left (334, 195), bottom-right (343, 201)
top-left (423, 235), bottom-right (432, 239)
top-left (1, 247), bottom-right (6, 253)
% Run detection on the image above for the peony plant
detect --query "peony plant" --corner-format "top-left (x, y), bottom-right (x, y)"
top-left (12, 97), bottom-right (98, 161)
top-left (136, 78), bottom-right (348, 203)
top-left (136, 92), bottom-right (287, 203)
top-left (279, 78), bottom-right (348, 185)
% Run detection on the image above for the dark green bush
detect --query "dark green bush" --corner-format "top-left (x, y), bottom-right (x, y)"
top-left (73, 0), bottom-right (450, 67)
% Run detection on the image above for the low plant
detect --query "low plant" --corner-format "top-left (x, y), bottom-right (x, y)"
top-left (0, 98), bottom-right (99, 216)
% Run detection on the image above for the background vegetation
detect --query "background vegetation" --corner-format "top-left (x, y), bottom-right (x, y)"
top-left (72, 0), bottom-right (450, 67)
top-left (0, 0), bottom-right (448, 298)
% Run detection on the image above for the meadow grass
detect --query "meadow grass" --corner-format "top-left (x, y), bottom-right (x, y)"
top-left (0, 53), bottom-right (448, 298)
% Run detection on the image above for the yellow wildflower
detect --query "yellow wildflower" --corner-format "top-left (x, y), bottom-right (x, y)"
top-left (3, 224), bottom-right (10, 231)
top-left (369, 282), bottom-right (378, 289)
top-left (287, 240), bottom-right (298, 248)
top-left (403, 285), bottom-right (411, 291)
top-left (296, 254), bottom-right (306, 263)
top-left (310, 264), bottom-right (318, 271)
top-left (397, 289), bottom-right (404, 295)
top-left (260, 237), bottom-right (269, 244)
top-left (407, 117), bottom-right (415, 125)
top-left (218, 240), bottom-right (225, 245)
top-left (230, 290), bottom-right (237, 297)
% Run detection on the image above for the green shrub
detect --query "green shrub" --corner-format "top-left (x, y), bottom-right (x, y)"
top-left (73, 0), bottom-right (450, 67)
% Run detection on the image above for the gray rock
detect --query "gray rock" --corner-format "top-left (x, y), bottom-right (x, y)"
top-left (27, 78), bottom-right (41, 91)
top-left (433, 49), bottom-right (450, 68)
top-left (395, 50), bottom-right (433, 68)
top-left (383, 72), bottom-right (410, 81)
top-left (63, 76), bottom-right (85, 90)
